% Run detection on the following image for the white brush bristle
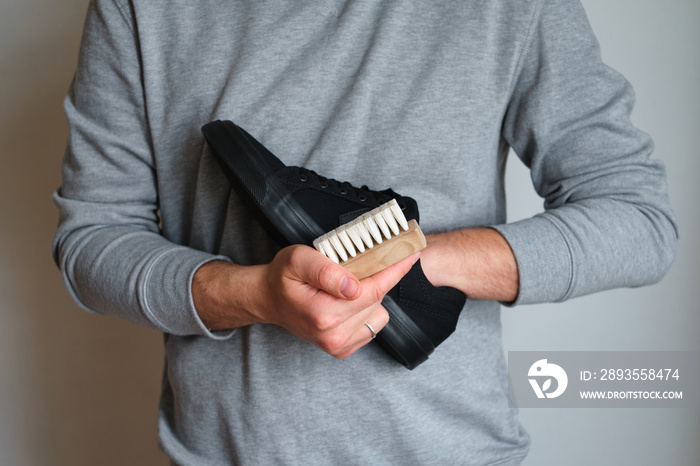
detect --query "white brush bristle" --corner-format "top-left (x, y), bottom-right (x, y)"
top-left (313, 199), bottom-right (410, 264)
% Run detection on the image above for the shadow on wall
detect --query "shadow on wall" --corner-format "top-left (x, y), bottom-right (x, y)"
top-left (0, 2), bottom-right (169, 465)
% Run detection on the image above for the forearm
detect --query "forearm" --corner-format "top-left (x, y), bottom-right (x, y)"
top-left (53, 210), bottom-right (234, 336)
top-left (192, 260), bottom-right (268, 331)
top-left (496, 0), bottom-right (677, 304)
top-left (419, 228), bottom-right (519, 302)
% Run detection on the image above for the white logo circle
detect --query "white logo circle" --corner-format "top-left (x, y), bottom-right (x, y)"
top-left (528, 359), bottom-right (568, 399)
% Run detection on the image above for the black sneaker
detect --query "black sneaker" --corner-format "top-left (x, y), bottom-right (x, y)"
top-left (202, 120), bottom-right (466, 369)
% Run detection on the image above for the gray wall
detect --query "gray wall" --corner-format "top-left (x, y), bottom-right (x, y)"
top-left (0, 0), bottom-right (697, 465)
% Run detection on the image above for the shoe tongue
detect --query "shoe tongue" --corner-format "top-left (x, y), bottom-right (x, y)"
top-left (338, 208), bottom-right (371, 225)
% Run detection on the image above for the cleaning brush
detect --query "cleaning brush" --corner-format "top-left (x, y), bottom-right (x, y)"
top-left (313, 199), bottom-right (426, 280)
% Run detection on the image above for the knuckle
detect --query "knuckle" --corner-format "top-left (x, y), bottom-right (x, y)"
top-left (333, 349), bottom-right (355, 360)
top-left (376, 308), bottom-right (390, 329)
top-left (316, 263), bottom-right (341, 292)
top-left (318, 332), bottom-right (346, 354)
top-left (286, 244), bottom-right (306, 264)
top-left (312, 313), bottom-right (341, 332)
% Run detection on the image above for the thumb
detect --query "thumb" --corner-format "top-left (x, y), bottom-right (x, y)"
top-left (287, 245), bottom-right (361, 300)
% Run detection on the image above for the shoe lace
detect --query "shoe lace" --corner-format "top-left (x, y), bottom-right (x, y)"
top-left (299, 168), bottom-right (389, 203)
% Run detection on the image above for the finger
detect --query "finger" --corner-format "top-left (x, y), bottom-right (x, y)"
top-left (363, 321), bottom-right (378, 341)
top-left (314, 252), bottom-right (420, 326)
top-left (352, 252), bottom-right (419, 308)
top-left (331, 304), bottom-right (390, 359)
top-left (306, 251), bottom-right (420, 331)
top-left (286, 245), bottom-right (361, 300)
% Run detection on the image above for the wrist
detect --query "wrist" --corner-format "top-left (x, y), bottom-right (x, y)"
top-left (420, 228), bottom-right (519, 302)
top-left (420, 231), bottom-right (469, 290)
top-left (192, 260), bottom-right (268, 331)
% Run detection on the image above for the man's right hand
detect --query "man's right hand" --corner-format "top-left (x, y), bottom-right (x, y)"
top-left (192, 245), bottom-right (418, 359)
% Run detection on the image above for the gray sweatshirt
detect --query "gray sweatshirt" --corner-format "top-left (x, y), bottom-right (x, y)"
top-left (53, 0), bottom-right (678, 464)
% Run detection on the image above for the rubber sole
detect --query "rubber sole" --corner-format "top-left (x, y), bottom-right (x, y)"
top-left (377, 296), bottom-right (434, 369)
top-left (202, 120), bottom-right (434, 369)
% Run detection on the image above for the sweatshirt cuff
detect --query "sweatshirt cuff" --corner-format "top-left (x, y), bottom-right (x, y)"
top-left (491, 214), bottom-right (573, 305)
top-left (140, 248), bottom-right (236, 340)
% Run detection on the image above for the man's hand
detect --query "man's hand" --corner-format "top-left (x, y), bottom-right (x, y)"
top-left (193, 245), bottom-right (418, 359)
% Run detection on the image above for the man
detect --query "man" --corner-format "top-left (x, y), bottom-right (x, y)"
top-left (53, 0), bottom-right (677, 464)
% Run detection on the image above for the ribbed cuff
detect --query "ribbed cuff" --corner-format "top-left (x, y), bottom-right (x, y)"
top-left (140, 248), bottom-right (236, 340)
top-left (491, 214), bottom-right (573, 306)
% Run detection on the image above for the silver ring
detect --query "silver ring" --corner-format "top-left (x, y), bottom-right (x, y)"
top-left (365, 322), bottom-right (377, 339)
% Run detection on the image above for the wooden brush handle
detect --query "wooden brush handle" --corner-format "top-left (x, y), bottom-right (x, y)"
top-left (342, 219), bottom-right (426, 280)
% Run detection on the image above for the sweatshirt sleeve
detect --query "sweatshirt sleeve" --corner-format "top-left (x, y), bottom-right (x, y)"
top-left (52, 0), bottom-right (233, 339)
top-left (493, 0), bottom-right (678, 305)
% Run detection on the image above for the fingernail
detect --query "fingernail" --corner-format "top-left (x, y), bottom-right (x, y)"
top-left (339, 276), bottom-right (358, 299)
top-left (411, 253), bottom-right (420, 265)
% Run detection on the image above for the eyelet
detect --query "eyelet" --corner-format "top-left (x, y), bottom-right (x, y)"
top-left (299, 173), bottom-right (308, 182)
top-left (339, 188), bottom-right (348, 195)
top-left (359, 194), bottom-right (367, 202)
top-left (399, 202), bottom-right (406, 210)
top-left (320, 181), bottom-right (328, 188)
